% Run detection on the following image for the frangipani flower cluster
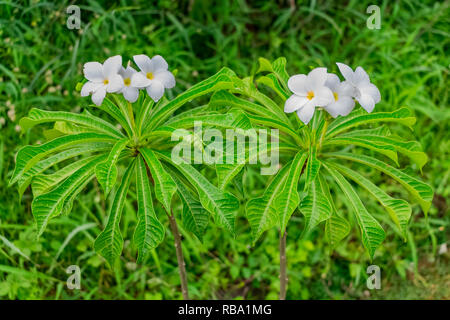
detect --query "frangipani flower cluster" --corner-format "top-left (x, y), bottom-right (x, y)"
top-left (284, 63), bottom-right (380, 124)
top-left (81, 54), bottom-right (175, 106)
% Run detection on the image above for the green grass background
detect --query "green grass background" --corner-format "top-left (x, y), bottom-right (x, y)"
top-left (0, 0), bottom-right (448, 299)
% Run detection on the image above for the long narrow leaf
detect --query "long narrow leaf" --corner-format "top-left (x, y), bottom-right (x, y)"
top-left (326, 152), bottom-right (433, 214)
top-left (95, 138), bottom-right (130, 196)
top-left (10, 132), bottom-right (115, 185)
top-left (328, 161), bottom-right (411, 239)
top-left (134, 156), bottom-right (164, 263)
top-left (246, 165), bottom-right (290, 243)
top-left (20, 108), bottom-right (124, 138)
top-left (140, 148), bottom-right (177, 212)
top-left (275, 152), bottom-right (308, 233)
top-left (323, 163), bottom-right (386, 259)
top-left (94, 160), bottom-right (136, 267)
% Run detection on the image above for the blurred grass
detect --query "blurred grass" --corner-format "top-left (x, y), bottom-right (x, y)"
top-left (0, 0), bottom-right (448, 299)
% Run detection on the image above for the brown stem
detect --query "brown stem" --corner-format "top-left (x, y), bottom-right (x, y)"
top-left (168, 211), bottom-right (190, 300)
top-left (279, 230), bottom-right (288, 300)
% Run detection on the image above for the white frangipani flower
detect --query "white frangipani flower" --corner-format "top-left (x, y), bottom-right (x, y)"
top-left (284, 67), bottom-right (334, 124)
top-left (336, 62), bottom-right (381, 113)
top-left (323, 73), bottom-right (355, 118)
top-left (119, 66), bottom-right (139, 103)
top-left (131, 54), bottom-right (175, 102)
top-left (81, 55), bottom-right (124, 106)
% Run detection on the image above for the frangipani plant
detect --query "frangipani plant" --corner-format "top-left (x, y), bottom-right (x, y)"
top-left (8, 51), bottom-right (434, 301)
top-left (207, 57), bottom-right (433, 299)
top-left (9, 54), bottom-right (247, 299)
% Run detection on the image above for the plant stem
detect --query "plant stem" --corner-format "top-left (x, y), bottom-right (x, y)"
top-left (168, 211), bottom-right (190, 300)
top-left (279, 230), bottom-right (287, 300)
top-left (318, 112), bottom-right (330, 150)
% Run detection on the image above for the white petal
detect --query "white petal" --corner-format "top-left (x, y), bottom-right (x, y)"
top-left (119, 65), bottom-right (137, 79)
top-left (146, 81), bottom-right (164, 102)
top-left (123, 87), bottom-right (139, 103)
top-left (131, 72), bottom-right (151, 88)
top-left (83, 62), bottom-right (103, 82)
top-left (154, 70), bottom-right (175, 89)
top-left (92, 87), bottom-right (106, 106)
top-left (106, 74), bottom-right (123, 93)
top-left (151, 55), bottom-right (169, 72)
top-left (307, 67), bottom-right (328, 88)
top-left (335, 97), bottom-right (355, 116)
top-left (284, 94), bottom-right (308, 113)
top-left (353, 66), bottom-right (370, 85)
top-left (296, 102), bottom-right (316, 125)
top-left (325, 97), bottom-right (355, 118)
top-left (357, 94), bottom-right (375, 113)
top-left (324, 73), bottom-right (340, 91)
top-left (338, 81), bottom-right (356, 97)
top-left (359, 83), bottom-right (381, 103)
top-left (287, 74), bottom-right (308, 96)
top-left (81, 81), bottom-right (102, 97)
top-left (323, 102), bottom-right (340, 118)
top-left (134, 54), bottom-right (153, 73)
top-left (103, 55), bottom-right (122, 78)
top-left (336, 62), bottom-right (354, 83)
top-left (311, 86), bottom-right (334, 106)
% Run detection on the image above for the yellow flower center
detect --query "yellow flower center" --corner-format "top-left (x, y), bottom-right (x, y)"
top-left (333, 92), bottom-right (338, 101)
top-left (103, 79), bottom-right (109, 85)
top-left (146, 72), bottom-right (154, 80)
top-left (306, 91), bottom-right (314, 100)
top-left (124, 78), bottom-right (131, 86)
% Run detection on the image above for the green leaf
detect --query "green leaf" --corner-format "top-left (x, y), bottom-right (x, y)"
top-left (209, 90), bottom-right (278, 119)
top-left (329, 162), bottom-right (411, 239)
top-left (209, 90), bottom-right (299, 144)
top-left (166, 105), bottom-right (212, 124)
top-left (245, 113), bottom-right (301, 144)
top-left (246, 165), bottom-right (290, 243)
top-left (95, 138), bottom-right (130, 196)
top-left (20, 108), bottom-right (124, 139)
top-left (31, 154), bottom-right (106, 236)
top-left (326, 107), bottom-right (416, 139)
top-left (94, 160), bottom-right (136, 267)
top-left (339, 131), bottom-right (428, 170)
top-left (256, 57), bottom-right (274, 74)
top-left (230, 76), bottom-right (290, 124)
top-left (53, 121), bottom-right (93, 135)
top-left (324, 136), bottom-right (399, 164)
top-left (326, 152), bottom-right (433, 215)
top-left (299, 175), bottom-right (332, 233)
top-left (214, 130), bottom-right (259, 190)
top-left (257, 56), bottom-right (289, 84)
top-left (166, 110), bottom-right (251, 131)
top-left (155, 151), bottom-right (239, 234)
top-left (10, 132), bottom-right (115, 186)
top-left (32, 155), bottom-right (100, 197)
top-left (146, 67), bottom-right (236, 132)
top-left (140, 148), bottom-right (177, 212)
top-left (304, 146), bottom-right (321, 190)
top-left (216, 164), bottom-right (244, 190)
top-left (215, 140), bottom-right (297, 190)
top-left (171, 173), bottom-right (209, 240)
top-left (96, 98), bottom-right (133, 138)
top-left (135, 95), bottom-right (154, 135)
top-left (17, 143), bottom-right (110, 197)
top-left (319, 174), bottom-right (351, 248)
top-left (275, 152), bottom-right (308, 233)
top-left (134, 156), bottom-right (164, 263)
top-left (323, 163), bottom-right (386, 259)
top-left (325, 211), bottom-right (351, 249)
top-left (256, 74), bottom-right (290, 100)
